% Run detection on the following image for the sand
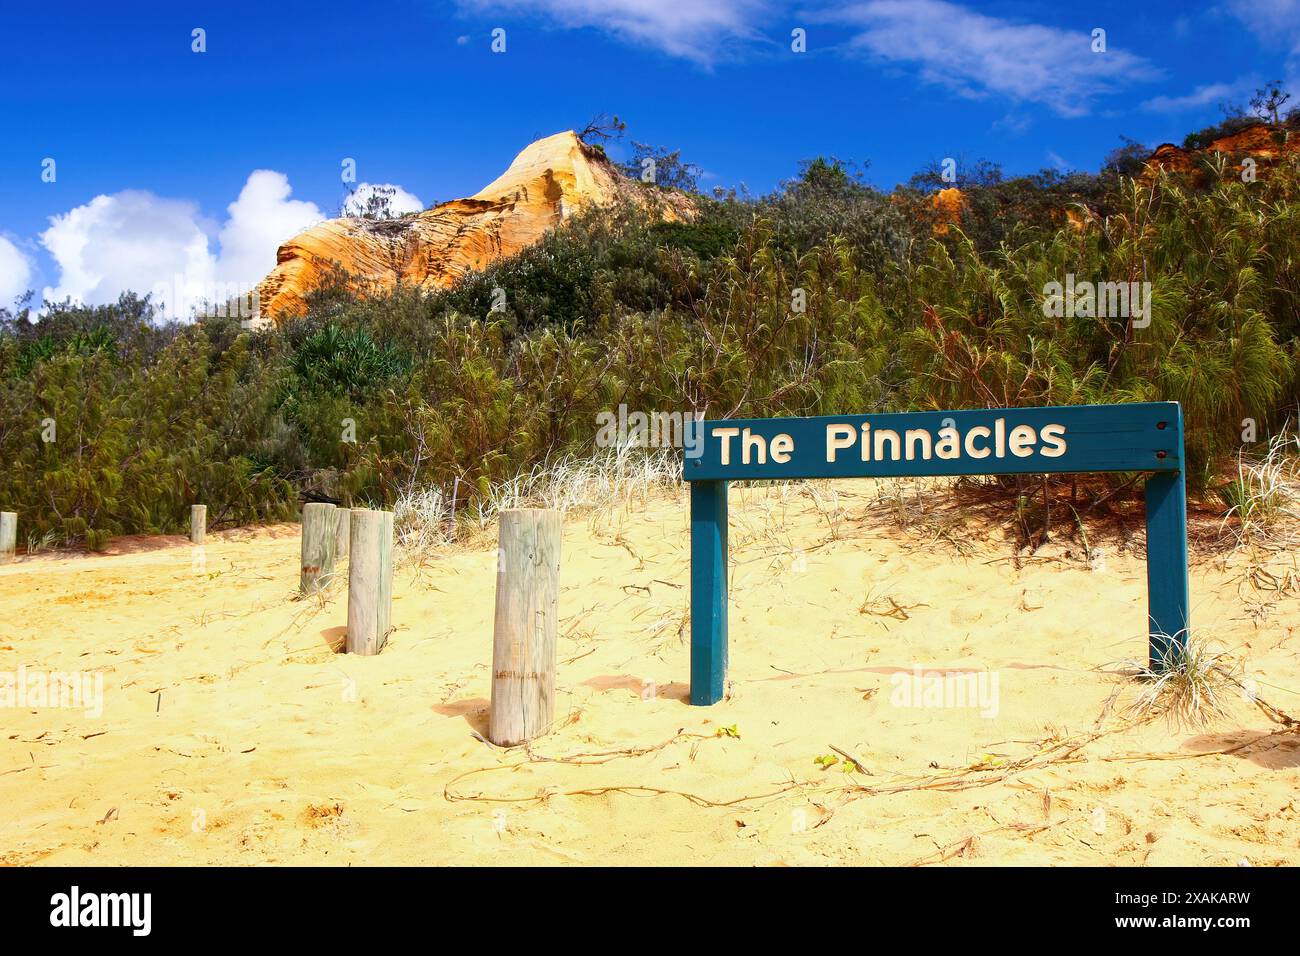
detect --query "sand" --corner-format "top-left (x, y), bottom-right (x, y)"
top-left (2, 479), bottom-right (1298, 866)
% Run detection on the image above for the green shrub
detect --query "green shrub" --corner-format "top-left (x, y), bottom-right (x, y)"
top-left (4, 133), bottom-right (1300, 544)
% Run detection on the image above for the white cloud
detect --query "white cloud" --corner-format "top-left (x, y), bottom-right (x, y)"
top-left (992, 113), bottom-right (1033, 135)
top-left (1225, 0), bottom-right (1300, 49)
top-left (37, 172), bottom-right (329, 318)
top-left (1225, 0), bottom-right (1300, 93)
top-left (0, 235), bottom-right (34, 307)
top-left (457, 0), bottom-right (770, 63)
top-left (1141, 80), bottom-right (1252, 113)
top-left (818, 0), bottom-right (1160, 117)
top-left (341, 183), bottom-right (425, 218)
top-left (216, 170), bottom-right (325, 285)
top-left (40, 191), bottom-right (217, 311)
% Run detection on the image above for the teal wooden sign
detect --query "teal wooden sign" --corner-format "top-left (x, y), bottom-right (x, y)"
top-left (683, 402), bottom-right (1189, 705)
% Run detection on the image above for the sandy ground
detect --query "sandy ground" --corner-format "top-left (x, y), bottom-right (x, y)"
top-left (2, 479), bottom-right (1298, 866)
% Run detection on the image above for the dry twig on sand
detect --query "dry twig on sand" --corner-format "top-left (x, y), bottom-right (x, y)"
top-left (444, 730), bottom-right (806, 808)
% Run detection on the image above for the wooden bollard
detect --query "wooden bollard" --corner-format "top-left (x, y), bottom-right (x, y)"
top-left (0, 512), bottom-right (16, 564)
top-left (333, 507), bottom-right (351, 560)
top-left (300, 502), bottom-right (337, 595)
top-left (346, 509), bottom-right (393, 655)
top-left (190, 505), bottom-right (206, 545)
top-left (489, 508), bottom-right (562, 747)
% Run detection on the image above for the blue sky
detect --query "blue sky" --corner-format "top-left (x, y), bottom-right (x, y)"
top-left (1, 0), bottom-right (1297, 314)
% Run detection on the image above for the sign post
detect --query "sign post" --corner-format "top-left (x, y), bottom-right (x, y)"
top-left (683, 402), bottom-right (1189, 705)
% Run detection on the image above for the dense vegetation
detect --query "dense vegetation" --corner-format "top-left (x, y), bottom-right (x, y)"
top-left (4, 125), bottom-right (1300, 550)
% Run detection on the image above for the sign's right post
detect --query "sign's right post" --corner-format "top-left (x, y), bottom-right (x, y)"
top-left (1143, 407), bottom-right (1190, 667)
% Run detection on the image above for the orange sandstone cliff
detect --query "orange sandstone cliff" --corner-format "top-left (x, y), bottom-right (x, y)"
top-left (930, 186), bottom-right (964, 234)
top-left (915, 124), bottom-right (1296, 237)
top-left (1144, 123), bottom-right (1300, 180)
top-left (255, 130), bottom-right (690, 320)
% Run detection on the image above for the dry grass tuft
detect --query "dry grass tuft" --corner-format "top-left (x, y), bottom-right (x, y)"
top-left (1122, 634), bottom-right (1244, 729)
top-left (393, 444), bottom-right (682, 564)
top-left (25, 528), bottom-right (61, 555)
top-left (1218, 428), bottom-right (1300, 548)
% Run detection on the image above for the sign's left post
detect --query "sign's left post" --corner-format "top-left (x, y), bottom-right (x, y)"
top-left (690, 478), bottom-right (729, 705)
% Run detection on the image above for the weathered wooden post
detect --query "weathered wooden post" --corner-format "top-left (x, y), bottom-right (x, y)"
top-left (333, 507), bottom-right (351, 560)
top-left (346, 509), bottom-right (393, 655)
top-left (489, 508), bottom-right (562, 747)
top-left (0, 512), bottom-right (16, 564)
top-left (300, 502), bottom-right (337, 595)
top-left (190, 505), bottom-right (206, 545)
